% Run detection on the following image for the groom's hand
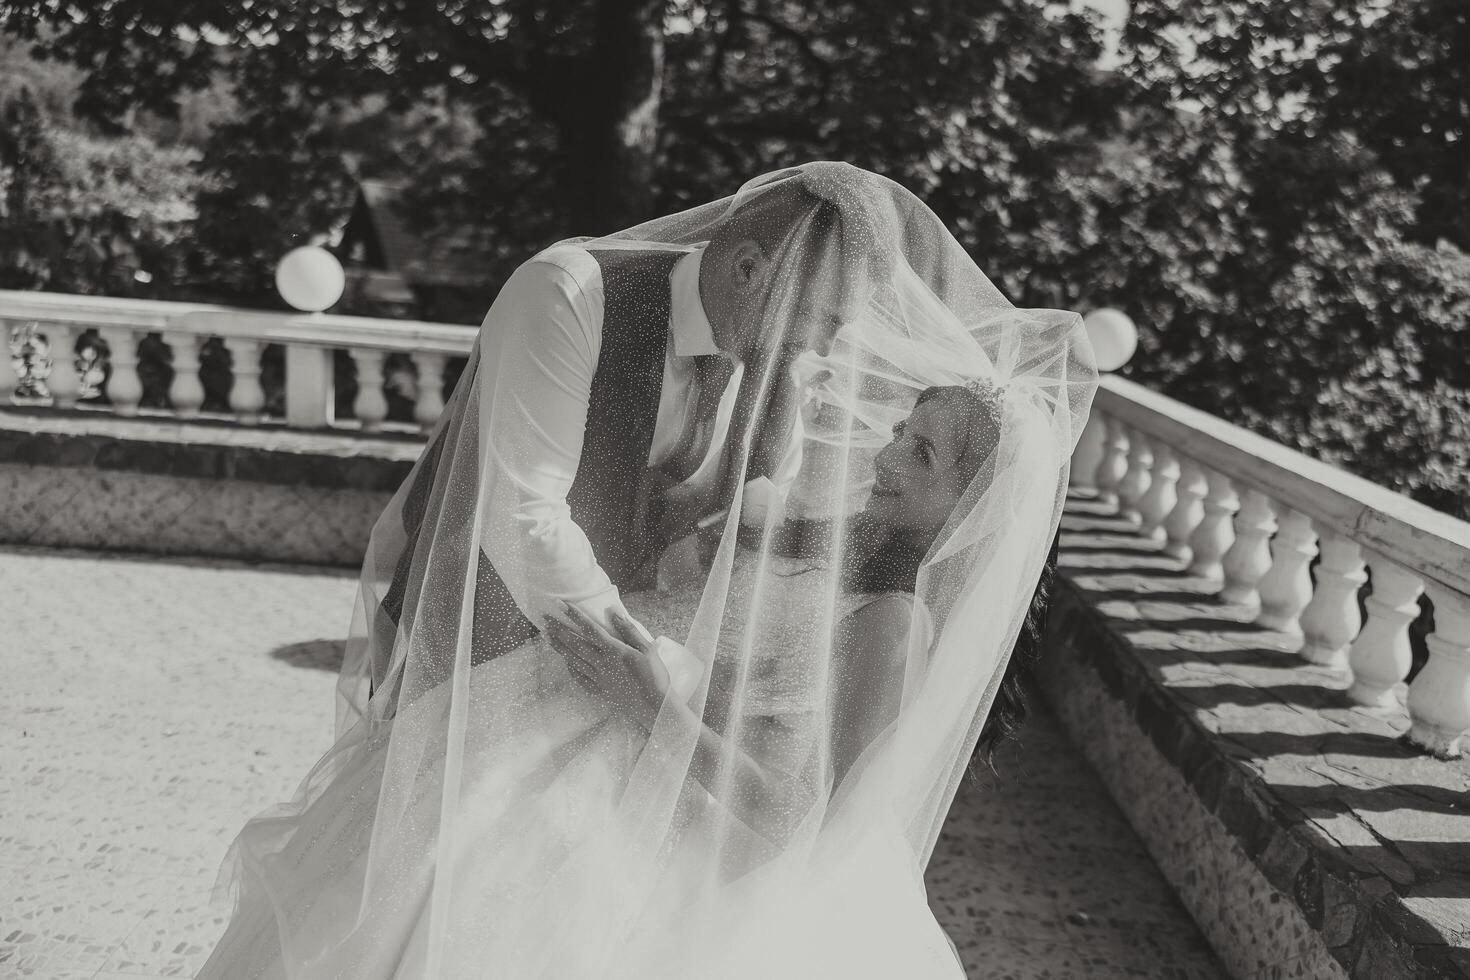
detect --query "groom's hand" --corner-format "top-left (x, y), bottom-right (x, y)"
top-left (544, 603), bottom-right (670, 733)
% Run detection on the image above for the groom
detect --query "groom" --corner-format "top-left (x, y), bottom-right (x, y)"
top-left (373, 169), bottom-right (873, 687)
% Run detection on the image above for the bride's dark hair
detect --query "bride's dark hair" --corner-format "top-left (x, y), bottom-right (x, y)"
top-left (837, 383), bottom-right (1058, 774)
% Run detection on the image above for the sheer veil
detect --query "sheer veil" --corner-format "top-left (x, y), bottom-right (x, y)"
top-left (217, 162), bottom-right (1097, 978)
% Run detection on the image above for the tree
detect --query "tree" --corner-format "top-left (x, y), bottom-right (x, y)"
top-left (0, 86), bottom-right (199, 294)
top-left (1109, 0), bottom-right (1470, 517)
top-left (3, 0), bottom-right (1465, 517)
top-left (655, 0), bottom-right (1124, 306)
top-left (1315, 0), bottom-right (1470, 252)
top-left (1, 0), bottom-right (667, 229)
top-left (1, 0), bottom-right (1126, 304)
top-left (1119, 0), bottom-right (1470, 252)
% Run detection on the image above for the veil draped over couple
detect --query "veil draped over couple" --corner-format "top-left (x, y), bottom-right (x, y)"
top-left (198, 162), bottom-right (1097, 979)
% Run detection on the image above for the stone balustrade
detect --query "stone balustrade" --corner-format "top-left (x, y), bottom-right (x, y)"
top-left (0, 289), bottom-right (477, 432)
top-left (8, 289), bottom-right (1469, 761)
top-left (1073, 375), bottom-right (1470, 759)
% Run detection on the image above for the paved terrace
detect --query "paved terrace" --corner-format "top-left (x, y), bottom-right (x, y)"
top-left (0, 544), bottom-right (1225, 979)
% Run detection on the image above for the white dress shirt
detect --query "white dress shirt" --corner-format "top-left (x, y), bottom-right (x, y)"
top-left (471, 241), bottom-right (761, 646)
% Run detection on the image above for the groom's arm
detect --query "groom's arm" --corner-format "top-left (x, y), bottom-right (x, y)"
top-left (475, 248), bottom-right (649, 637)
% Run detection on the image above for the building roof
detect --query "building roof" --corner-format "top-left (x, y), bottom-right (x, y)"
top-left (351, 178), bottom-right (491, 289)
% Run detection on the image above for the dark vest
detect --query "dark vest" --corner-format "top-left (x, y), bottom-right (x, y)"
top-left (375, 249), bottom-right (683, 681)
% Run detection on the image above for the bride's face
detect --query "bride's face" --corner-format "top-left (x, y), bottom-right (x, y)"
top-left (864, 389), bottom-right (979, 535)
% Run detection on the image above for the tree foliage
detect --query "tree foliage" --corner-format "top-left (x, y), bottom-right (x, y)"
top-left (1106, 0), bottom-right (1470, 516)
top-left (0, 87), bottom-right (200, 294)
top-left (0, 0), bottom-right (1466, 515)
top-left (1, 0), bottom-right (1128, 304)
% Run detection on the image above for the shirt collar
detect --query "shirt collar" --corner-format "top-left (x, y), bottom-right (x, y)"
top-left (669, 244), bottom-right (720, 357)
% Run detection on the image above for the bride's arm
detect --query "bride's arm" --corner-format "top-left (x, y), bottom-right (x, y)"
top-left (662, 694), bottom-right (810, 841)
top-left (548, 598), bottom-right (918, 835)
top-left (677, 592), bottom-right (917, 833)
top-left (675, 590), bottom-right (917, 836)
top-left (545, 605), bottom-right (807, 841)
top-left (830, 594), bottom-right (911, 789)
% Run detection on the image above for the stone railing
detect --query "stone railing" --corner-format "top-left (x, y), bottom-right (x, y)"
top-left (1072, 375), bottom-right (1470, 759)
top-left (7, 289), bottom-right (1468, 759)
top-left (0, 289), bottom-right (477, 431)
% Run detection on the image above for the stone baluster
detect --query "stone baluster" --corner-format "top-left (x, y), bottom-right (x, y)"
top-left (285, 344), bottom-right (335, 428)
top-left (224, 337), bottom-right (267, 425)
top-left (1405, 587), bottom-right (1470, 759)
top-left (1297, 526), bottom-right (1368, 669)
top-left (0, 319), bottom-right (19, 401)
top-left (1070, 411), bottom-right (1107, 492)
top-left (1093, 414), bottom-right (1129, 509)
top-left (162, 331), bottom-right (205, 417)
top-left (1220, 488), bottom-right (1277, 606)
top-left (44, 323), bottom-right (82, 407)
top-left (412, 352), bottom-right (447, 431)
top-left (350, 348), bottom-right (389, 432)
top-left (1186, 468), bottom-right (1237, 581)
top-left (1163, 457), bottom-right (1207, 562)
top-left (1256, 507), bottom-right (1318, 635)
top-left (99, 327), bottom-right (143, 416)
top-left (1346, 556), bottom-right (1425, 709)
top-left (1116, 429), bottom-right (1153, 523)
top-left (1136, 442), bottom-right (1179, 543)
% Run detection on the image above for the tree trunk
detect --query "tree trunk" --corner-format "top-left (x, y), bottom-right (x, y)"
top-left (559, 0), bottom-right (665, 234)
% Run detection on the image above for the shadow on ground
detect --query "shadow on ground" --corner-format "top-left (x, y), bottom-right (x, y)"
top-left (1058, 489), bottom-right (1470, 951)
top-left (270, 638), bottom-right (347, 672)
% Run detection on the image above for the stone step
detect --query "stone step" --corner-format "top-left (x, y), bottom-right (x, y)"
top-left (929, 697), bottom-right (1227, 977)
top-left (1043, 492), bottom-right (1470, 980)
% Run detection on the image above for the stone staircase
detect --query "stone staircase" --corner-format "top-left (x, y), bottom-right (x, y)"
top-left (1042, 492), bottom-right (1470, 979)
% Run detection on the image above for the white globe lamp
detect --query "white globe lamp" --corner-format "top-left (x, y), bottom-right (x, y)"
top-left (276, 246), bottom-right (345, 313)
top-left (1083, 308), bottom-right (1137, 372)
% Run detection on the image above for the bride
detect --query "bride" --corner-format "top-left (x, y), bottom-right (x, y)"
top-left (553, 381), bottom-right (1038, 830)
top-left (197, 163), bottom-right (1096, 979)
top-left (545, 380), bottom-right (1061, 976)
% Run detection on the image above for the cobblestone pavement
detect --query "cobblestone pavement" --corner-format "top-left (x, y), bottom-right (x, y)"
top-left (1, 545), bottom-right (1225, 979)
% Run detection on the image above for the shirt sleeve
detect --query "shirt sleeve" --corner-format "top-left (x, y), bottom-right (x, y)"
top-left (474, 251), bottom-right (645, 636)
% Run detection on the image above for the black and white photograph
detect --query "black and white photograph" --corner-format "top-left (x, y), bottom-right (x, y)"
top-left (1, 1), bottom-right (1467, 977)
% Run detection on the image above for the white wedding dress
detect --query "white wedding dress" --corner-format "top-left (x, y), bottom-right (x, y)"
top-left (199, 542), bottom-right (964, 979)
top-left (199, 161), bottom-right (1094, 980)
